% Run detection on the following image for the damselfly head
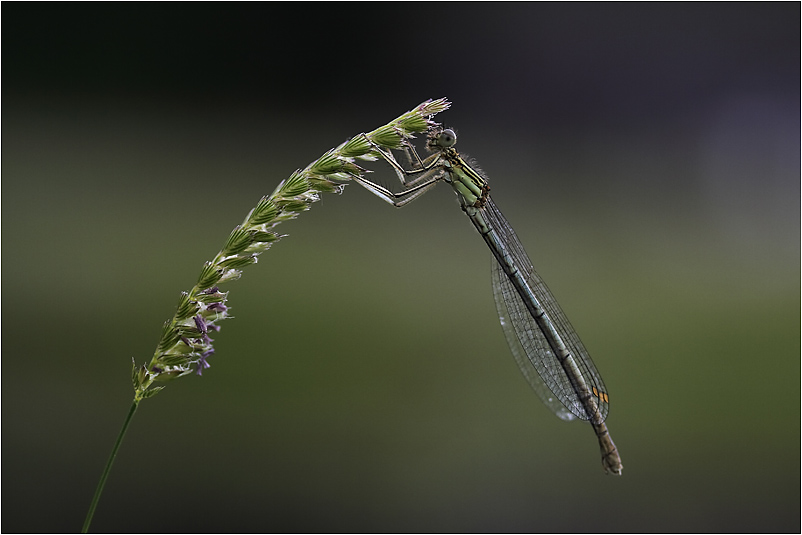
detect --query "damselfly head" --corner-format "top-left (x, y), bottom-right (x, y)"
top-left (438, 129), bottom-right (457, 148)
top-left (427, 127), bottom-right (458, 151)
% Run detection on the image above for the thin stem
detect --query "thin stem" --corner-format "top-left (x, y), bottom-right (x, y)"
top-left (81, 398), bottom-right (140, 533)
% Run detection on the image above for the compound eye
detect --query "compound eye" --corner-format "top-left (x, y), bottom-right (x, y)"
top-left (438, 129), bottom-right (457, 148)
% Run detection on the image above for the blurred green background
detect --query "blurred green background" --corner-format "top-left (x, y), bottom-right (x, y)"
top-left (3, 3), bottom-right (799, 533)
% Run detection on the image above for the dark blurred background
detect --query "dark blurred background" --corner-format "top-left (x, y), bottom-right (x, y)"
top-left (3, 3), bottom-right (799, 533)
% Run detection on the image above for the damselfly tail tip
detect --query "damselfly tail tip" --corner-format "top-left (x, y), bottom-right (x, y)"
top-left (603, 458), bottom-right (623, 476)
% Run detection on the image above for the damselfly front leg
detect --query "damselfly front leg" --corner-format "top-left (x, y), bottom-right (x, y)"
top-left (354, 133), bottom-right (447, 207)
top-left (362, 133), bottom-right (444, 185)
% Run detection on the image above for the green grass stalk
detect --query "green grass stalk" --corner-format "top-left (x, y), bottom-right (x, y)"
top-left (81, 98), bottom-right (451, 532)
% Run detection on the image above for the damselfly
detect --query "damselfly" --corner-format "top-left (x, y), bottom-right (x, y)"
top-left (353, 126), bottom-right (623, 475)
